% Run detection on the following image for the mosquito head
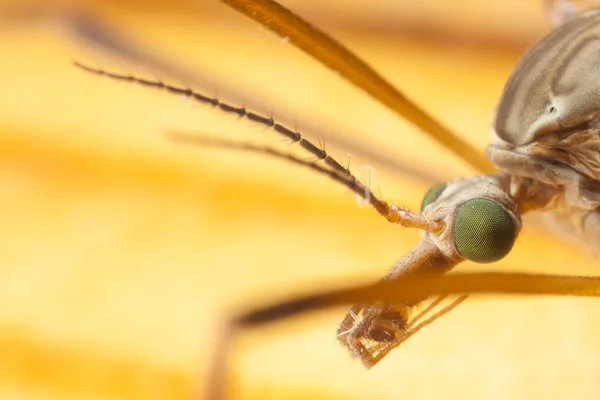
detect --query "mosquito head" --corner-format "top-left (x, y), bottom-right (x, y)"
top-left (420, 175), bottom-right (521, 264)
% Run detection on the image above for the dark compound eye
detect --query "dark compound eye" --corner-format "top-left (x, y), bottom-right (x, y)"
top-left (420, 183), bottom-right (447, 212)
top-left (453, 198), bottom-right (517, 263)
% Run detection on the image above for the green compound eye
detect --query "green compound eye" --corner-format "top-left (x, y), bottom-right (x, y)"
top-left (453, 198), bottom-right (517, 263)
top-left (421, 183), bottom-right (447, 212)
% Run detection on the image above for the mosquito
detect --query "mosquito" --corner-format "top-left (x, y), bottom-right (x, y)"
top-left (14, 0), bottom-right (600, 398)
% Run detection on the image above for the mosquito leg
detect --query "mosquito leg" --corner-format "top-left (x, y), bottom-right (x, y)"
top-left (220, 0), bottom-right (494, 173)
top-left (205, 272), bottom-right (600, 399)
top-left (408, 295), bottom-right (469, 333)
top-left (232, 273), bottom-right (600, 328)
top-left (206, 321), bottom-right (236, 400)
top-left (407, 294), bottom-right (449, 326)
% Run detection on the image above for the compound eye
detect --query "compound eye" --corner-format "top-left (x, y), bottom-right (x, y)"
top-left (453, 198), bottom-right (517, 263)
top-left (420, 183), bottom-right (447, 212)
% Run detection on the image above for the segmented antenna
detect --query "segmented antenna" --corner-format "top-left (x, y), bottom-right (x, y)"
top-left (167, 132), bottom-right (437, 232)
top-left (168, 132), bottom-right (381, 205)
top-left (74, 62), bottom-right (440, 232)
top-left (73, 62), bottom-right (352, 175)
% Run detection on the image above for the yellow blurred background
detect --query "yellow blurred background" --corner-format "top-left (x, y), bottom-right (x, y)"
top-left (1, 0), bottom-right (599, 399)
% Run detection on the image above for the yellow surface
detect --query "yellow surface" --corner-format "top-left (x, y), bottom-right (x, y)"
top-left (0, 1), bottom-right (599, 399)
